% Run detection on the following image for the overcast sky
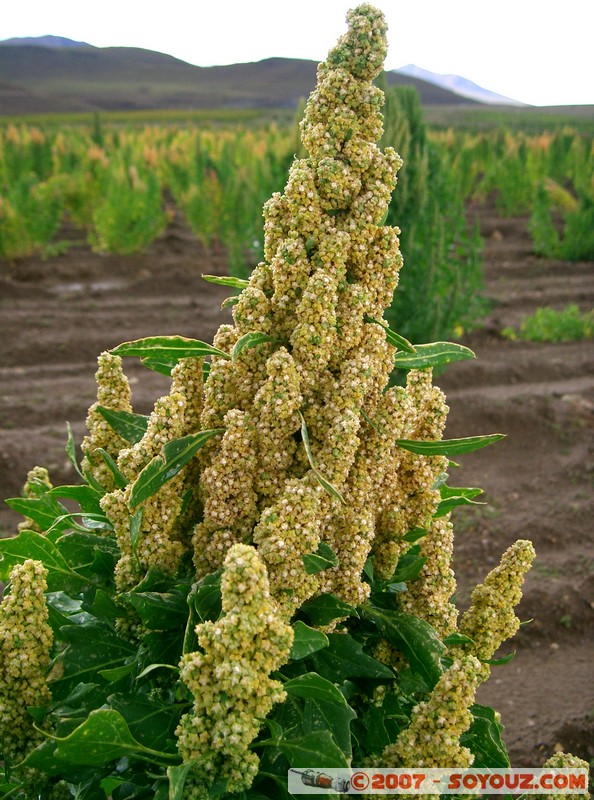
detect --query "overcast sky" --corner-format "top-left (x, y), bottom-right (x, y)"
top-left (2, 0), bottom-right (593, 107)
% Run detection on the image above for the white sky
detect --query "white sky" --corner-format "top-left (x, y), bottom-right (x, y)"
top-left (2, 0), bottom-right (593, 107)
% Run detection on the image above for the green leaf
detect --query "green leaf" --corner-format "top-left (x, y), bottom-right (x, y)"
top-left (221, 295), bottom-right (240, 309)
top-left (109, 692), bottom-right (183, 752)
top-left (54, 531), bottom-right (119, 579)
top-left (95, 448), bottom-right (127, 488)
top-left (364, 316), bottom-right (416, 352)
top-left (443, 632), bottom-right (475, 646)
top-left (201, 274), bottom-right (250, 289)
top-left (66, 421), bottom-right (85, 480)
top-left (298, 412), bottom-right (345, 504)
top-left (111, 335), bottom-right (229, 362)
top-left (311, 633), bottom-right (394, 681)
top-left (300, 594), bottom-right (358, 627)
top-left (140, 356), bottom-right (178, 376)
top-left (460, 704), bottom-right (510, 768)
top-left (290, 621), bottom-right (329, 660)
top-left (96, 406), bottom-right (149, 444)
top-left (231, 331), bottom-right (284, 362)
top-left (124, 590), bottom-right (189, 631)
top-left (363, 604), bottom-right (445, 688)
top-left (0, 530), bottom-right (87, 592)
top-left (392, 553), bottom-right (427, 583)
top-left (128, 429), bottom-right (223, 508)
top-left (481, 650), bottom-right (516, 666)
top-left (98, 663), bottom-right (135, 682)
top-left (272, 730), bottom-right (348, 769)
top-left (312, 468), bottom-right (345, 504)
top-left (50, 623), bottom-right (137, 699)
top-left (436, 485), bottom-right (484, 517)
top-left (284, 672), bottom-right (346, 706)
top-left (302, 543), bottom-right (338, 575)
top-left (303, 696), bottom-right (356, 759)
top-left (395, 433), bottom-right (505, 457)
top-left (393, 341), bottom-right (476, 369)
top-left (5, 494), bottom-right (70, 534)
top-left (42, 709), bottom-right (178, 765)
top-left (47, 485), bottom-right (105, 515)
top-left (168, 763), bottom-right (194, 800)
top-left (130, 506), bottom-right (142, 559)
top-left (401, 527), bottom-right (427, 544)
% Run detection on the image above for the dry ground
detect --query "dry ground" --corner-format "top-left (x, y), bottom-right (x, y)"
top-left (0, 202), bottom-right (592, 768)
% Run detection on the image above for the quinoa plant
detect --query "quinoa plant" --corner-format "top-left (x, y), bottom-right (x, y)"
top-left (0, 6), bottom-right (589, 800)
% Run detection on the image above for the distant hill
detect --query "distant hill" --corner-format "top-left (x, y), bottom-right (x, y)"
top-left (0, 36), bottom-right (478, 115)
top-left (396, 64), bottom-right (525, 106)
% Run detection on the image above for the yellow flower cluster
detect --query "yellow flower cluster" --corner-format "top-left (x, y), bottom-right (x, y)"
top-left (0, 559), bottom-right (52, 763)
top-left (452, 539), bottom-right (536, 680)
top-left (384, 655), bottom-right (482, 768)
top-left (177, 544), bottom-right (293, 795)
top-left (81, 352), bottom-right (133, 490)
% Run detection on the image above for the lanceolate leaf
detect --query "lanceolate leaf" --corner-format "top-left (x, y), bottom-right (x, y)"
top-left (65, 422), bottom-right (85, 480)
top-left (201, 274), bottom-right (250, 289)
top-left (110, 335), bottom-right (230, 362)
top-left (395, 433), bottom-right (505, 457)
top-left (231, 331), bottom-right (285, 362)
top-left (128, 429), bottom-right (224, 508)
top-left (96, 406), bottom-right (149, 444)
top-left (95, 448), bottom-right (127, 489)
top-left (393, 341), bottom-right (476, 370)
top-left (364, 316), bottom-right (416, 352)
top-left (140, 356), bottom-right (178, 377)
top-left (435, 485), bottom-right (484, 517)
top-left (298, 412), bottom-right (345, 504)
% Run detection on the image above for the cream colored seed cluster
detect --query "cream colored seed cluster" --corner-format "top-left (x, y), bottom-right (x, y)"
top-left (101, 392), bottom-right (189, 591)
top-left (190, 2), bottom-right (420, 614)
top-left (192, 409), bottom-right (258, 577)
top-left (81, 352), bottom-right (133, 490)
top-left (452, 539), bottom-right (536, 680)
top-left (539, 753), bottom-right (590, 800)
top-left (17, 465), bottom-right (53, 533)
top-left (0, 559), bottom-right (52, 762)
top-left (176, 544), bottom-right (293, 795)
top-left (384, 656), bottom-right (482, 769)
top-left (401, 515), bottom-right (458, 637)
top-left (372, 370), bottom-right (449, 581)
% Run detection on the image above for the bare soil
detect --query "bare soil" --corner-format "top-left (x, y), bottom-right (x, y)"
top-left (0, 202), bottom-right (593, 768)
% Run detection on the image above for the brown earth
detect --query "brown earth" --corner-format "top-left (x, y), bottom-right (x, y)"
top-left (0, 202), bottom-right (593, 770)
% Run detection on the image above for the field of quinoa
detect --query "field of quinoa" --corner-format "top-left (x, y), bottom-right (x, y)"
top-left (0, 195), bottom-right (593, 769)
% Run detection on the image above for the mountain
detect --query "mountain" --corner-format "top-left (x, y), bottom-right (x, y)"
top-left (0, 37), bottom-right (478, 115)
top-left (396, 64), bottom-right (525, 106)
top-left (0, 35), bottom-right (91, 48)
